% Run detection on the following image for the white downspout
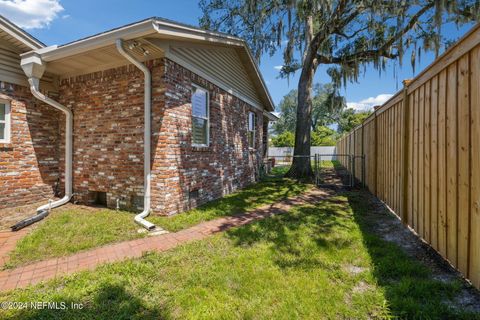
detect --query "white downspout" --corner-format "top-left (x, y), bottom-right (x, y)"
top-left (115, 39), bottom-right (156, 230)
top-left (28, 77), bottom-right (73, 212)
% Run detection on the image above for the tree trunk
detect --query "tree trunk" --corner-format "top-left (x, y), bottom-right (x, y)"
top-left (285, 64), bottom-right (315, 179)
top-left (286, 17), bottom-right (317, 180)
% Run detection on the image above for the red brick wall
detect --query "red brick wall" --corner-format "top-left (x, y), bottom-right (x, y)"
top-left (151, 59), bottom-right (264, 215)
top-left (58, 62), bottom-right (163, 209)
top-left (0, 81), bottom-right (61, 210)
top-left (57, 58), bottom-right (264, 215)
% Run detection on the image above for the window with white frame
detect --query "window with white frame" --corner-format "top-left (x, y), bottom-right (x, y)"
top-left (247, 111), bottom-right (256, 148)
top-left (191, 85), bottom-right (209, 146)
top-left (0, 101), bottom-right (10, 143)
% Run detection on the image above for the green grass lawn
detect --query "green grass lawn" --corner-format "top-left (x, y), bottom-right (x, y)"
top-left (1, 191), bottom-right (475, 319)
top-left (6, 169), bottom-right (308, 268)
top-left (149, 168), bottom-right (307, 232)
top-left (316, 159), bottom-right (338, 168)
top-left (274, 160), bottom-right (337, 169)
top-left (4, 209), bottom-right (143, 269)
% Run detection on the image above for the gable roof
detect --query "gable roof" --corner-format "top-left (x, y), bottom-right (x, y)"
top-left (21, 17), bottom-right (274, 111)
top-left (0, 15), bottom-right (44, 52)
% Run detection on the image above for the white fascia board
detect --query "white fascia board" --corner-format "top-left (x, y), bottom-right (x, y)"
top-left (0, 16), bottom-right (45, 50)
top-left (153, 20), bottom-right (245, 45)
top-left (15, 16), bottom-right (274, 111)
top-left (153, 21), bottom-right (274, 111)
top-left (36, 20), bottom-right (157, 62)
top-left (263, 111), bottom-right (279, 121)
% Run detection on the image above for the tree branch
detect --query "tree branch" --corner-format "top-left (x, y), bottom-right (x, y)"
top-left (333, 25), bottom-right (368, 39)
top-left (317, 1), bottom-right (435, 66)
top-left (377, 1), bottom-right (436, 52)
top-left (317, 50), bottom-right (398, 65)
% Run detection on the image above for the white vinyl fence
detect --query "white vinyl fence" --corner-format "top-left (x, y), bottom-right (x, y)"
top-left (267, 146), bottom-right (337, 160)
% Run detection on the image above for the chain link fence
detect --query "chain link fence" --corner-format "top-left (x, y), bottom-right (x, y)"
top-left (263, 154), bottom-right (365, 188)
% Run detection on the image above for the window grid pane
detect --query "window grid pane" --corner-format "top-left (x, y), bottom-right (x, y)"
top-left (192, 117), bottom-right (207, 145)
top-left (191, 86), bottom-right (209, 145)
top-left (192, 88), bottom-right (207, 118)
top-left (248, 131), bottom-right (254, 148)
top-left (0, 104), bottom-right (5, 121)
top-left (247, 112), bottom-right (256, 148)
top-left (0, 123), bottom-right (4, 140)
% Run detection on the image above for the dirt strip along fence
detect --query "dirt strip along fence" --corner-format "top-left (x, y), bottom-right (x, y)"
top-left (336, 23), bottom-right (480, 289)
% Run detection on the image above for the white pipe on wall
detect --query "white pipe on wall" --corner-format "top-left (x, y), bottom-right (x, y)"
top-left (115, 38), bottom-right (156, 230)
top-left (28, 77), bottom-right (73, 211)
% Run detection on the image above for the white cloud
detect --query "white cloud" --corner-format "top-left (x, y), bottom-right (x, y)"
top-left (347, 93), bottom-right (393, 112)
top-left (0, 0), bottom-right (64, 29)
top-left (273, 65), bottom-right (283, 71)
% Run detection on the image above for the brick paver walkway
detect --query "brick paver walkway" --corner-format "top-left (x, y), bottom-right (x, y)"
top-left (0, 230), bottom-right (29, 267)
top-left (0, 188), bottom-right (329, 292)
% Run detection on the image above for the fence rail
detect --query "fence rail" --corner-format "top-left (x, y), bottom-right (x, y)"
top-left (336, 23), bottom-right (480, 289)
top-left (268, 146), bottom-right (336, 160)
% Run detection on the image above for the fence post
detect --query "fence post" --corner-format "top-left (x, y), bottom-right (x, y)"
top-left (373, 110), bottom-right (378, 195)
top-left (401, 79), bottom-right (412, 224)
top-left (362, 155), bottom-right (366, 188)
top-left (361, 123), bottom-right (364, 185)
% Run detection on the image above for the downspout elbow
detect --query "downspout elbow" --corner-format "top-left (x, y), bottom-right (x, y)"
top-left (28, 78), bottom-right (73, 119)
top-left (11, 76), bottom-right (74, 230)
top-left (27, 78), bottom-right (73, 201)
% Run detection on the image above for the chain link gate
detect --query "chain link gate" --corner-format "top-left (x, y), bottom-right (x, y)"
top-left (264, 153), bottom-right (365, 188)
top-left (313, 154), bottom-right (365, 188)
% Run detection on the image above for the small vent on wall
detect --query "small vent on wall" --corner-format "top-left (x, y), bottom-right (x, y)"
top-left (88, 191), bottom-right (107, 207)
top-left (131, 195), bottom-right (144, 210)
top-left (189, 189), bottom-right (199, 200)
top-left (95, 192), bottom-right (107, 206)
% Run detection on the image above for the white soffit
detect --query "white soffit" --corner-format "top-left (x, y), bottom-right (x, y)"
top-left (22, 17), bottom-right (274, 111)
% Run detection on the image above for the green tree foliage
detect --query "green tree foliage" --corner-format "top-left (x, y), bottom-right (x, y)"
top-left (271, 131), bottom-right (295, 147)
top-left (311, 84), bottom-right (346, 130)
top-left (200, 0), bottom-right (480, 178)
top-left (272, 127), bottom-right (336, 147)
top-left (311, 126), bottom-right (337, 146)
top-left (273, 83), bottom-right (345, 135)
top-left (272, 90), bottom-right (297, 134)
top-left (337, 109), bottom-right (372, 134)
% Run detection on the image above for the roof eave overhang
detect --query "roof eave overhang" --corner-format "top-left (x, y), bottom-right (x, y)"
top-left (152, 20), bottom-right (274, 112)
top-left (23, 19), bottom-right (157, 62)
top-left (0, 15), bottom-right (45, 50)
top-left (263, 111), bottom-right (279, 121)
top-left (19, 18), bottom-right (275, 111)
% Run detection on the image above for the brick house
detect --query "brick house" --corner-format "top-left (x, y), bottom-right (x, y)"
top-left (0, 16), bottom-right (276, 229)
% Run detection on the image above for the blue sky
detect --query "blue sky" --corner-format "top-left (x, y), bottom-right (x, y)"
top-left (0, 0), bottom-right (475, 111)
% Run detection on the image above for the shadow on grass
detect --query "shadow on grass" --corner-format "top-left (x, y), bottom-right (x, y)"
top-left (231, 206), bottom-right (350, 268)
top-left (227, 196), bottom-right (353, 269)
top-left (151, 166), bottom-right (308, 231)
top-left (345, 190), bottom-right (476, 319)
top-left (227, 184), bottom-right (477, 318)
top-left (7, 283), bottom-right (165, 320)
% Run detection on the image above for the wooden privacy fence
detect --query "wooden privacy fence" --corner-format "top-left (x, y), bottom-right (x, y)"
top-left (336, 23), bottom-right (480, 289)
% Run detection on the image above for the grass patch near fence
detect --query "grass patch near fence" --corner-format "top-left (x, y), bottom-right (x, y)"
top-left (6, 168), bottom-right (307, 268)
top-left (0, 193), bottom-right (475, 319)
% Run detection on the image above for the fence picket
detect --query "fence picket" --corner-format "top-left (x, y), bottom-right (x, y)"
top-left (334, 26), bottom-right (480, 289)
